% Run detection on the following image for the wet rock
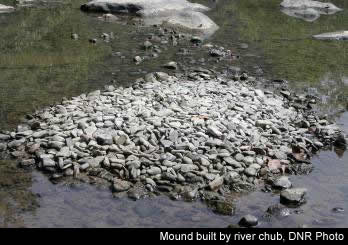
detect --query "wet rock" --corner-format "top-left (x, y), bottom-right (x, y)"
top-left (101, 13), bottom-right (119, 21)
top-left (113, 179), bottom-right (132, 192)
top-left (207, 200), bottom-right (236, 216)
top-left (20, 159), bottom-right (36, 167)
top-left (81, 0), bottom-right (218, 37)
top-left (143, 40), bottom-right (153, 49)
top-left (209, 49), bottom-right (224, 57)
top-left (71, 33), bottom-right (79, 40)
top-left (134, 56), bottom-right (143, 63)
top-left (163, 61), bottom-right (178, 70)
top-left (313, 31), bottom-right (348, 41)
top-left (0, 4), bottom-right (14, 13)
top-left (266, 204), bottom-right (291, 217)
top-left (280, 188), bottom-right (307, 206)
top-left (239, 43), bottom-right (249, 49)
top-left (333, 134), bottom-right (347, 148)
top-left (191, 36), bottom-right (203, 44)
top-left (273, 176), bottom-right (292, 189)
top-left (332, 207), bottom-right (344, 213)
top-left (238, 214), bottom-right (258, 227)
top-left (280, 0), bottom-right (342, 22)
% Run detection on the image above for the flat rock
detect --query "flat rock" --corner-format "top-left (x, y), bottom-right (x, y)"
top-left (313, 31), bottom-right (348, 41)
top-left (273, 176), bottom-right (292, 189)
top-left (280, 0), bottom-right (342, 22)
top-left (81, 0), bottom-right (218, 37)
top-left (0, 4), bottom-right (14, 13)
top-left (280, 188), bottom-right (307, 206)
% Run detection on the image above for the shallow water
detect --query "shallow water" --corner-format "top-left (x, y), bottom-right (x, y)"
top-left (0, 0), bottom-right (347, 227)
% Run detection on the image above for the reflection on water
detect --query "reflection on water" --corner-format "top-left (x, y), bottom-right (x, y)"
top-left (1, 121), bottom-right (347, 227)
top-left (198, 0), bottom-right (348, 115)
top-left (0, 0), bottom-right (347, 227)
top-left (0, 160), bottom-right (39, 227)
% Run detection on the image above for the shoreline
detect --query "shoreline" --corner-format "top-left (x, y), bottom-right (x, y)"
top-left (0, 46), bottom-right (345, 216)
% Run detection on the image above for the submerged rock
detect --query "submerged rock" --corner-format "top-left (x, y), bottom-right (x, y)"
top-left (280, 188), bottom-right (307, 206)
top-left (273, 176), bottom-right (292, 189)
top-left (280, 0), bottom-right (342, 22)
top-left (266, 204), bottom-right (291, 217)
top-left (238, 214), bottom-right (258, 227)
top-left (0, 4), bottom-right (14, 13)
top-left (80, 0), bottom-right (218, 37)
top-left (313, 31), bottom-right (348, 41)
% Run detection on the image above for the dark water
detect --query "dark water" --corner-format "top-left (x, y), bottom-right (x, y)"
top-left (0, 0), bottom-right (347, 227)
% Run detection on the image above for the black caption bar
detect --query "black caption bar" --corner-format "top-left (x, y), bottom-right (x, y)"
top-left (158, 229), bottom-right (346, 243)
top-left (1, 228), bottom-right (347, 244)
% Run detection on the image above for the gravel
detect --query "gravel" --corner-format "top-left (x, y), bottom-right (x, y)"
top-left (0, 69), bottom-right (343, 199)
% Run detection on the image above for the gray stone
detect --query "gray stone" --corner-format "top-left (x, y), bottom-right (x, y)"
top-left (239, 214), bottom-right (258, 227)
top-left (0, 4), bottom-right (14, 13)
top-left (280, 0), bottom-right (342, 22)
top-left (32, 130), bottom-right (49, 138)
top-left (180, 164), bottom-right (198, 173)
top-left (42, 158), bottom-right (56, 167)
top-left (280, 188), bottom-right (307, 206)
top-left (0, 143), bottom-right (7, 151)
top-left (113, 179), bottom-right (132, 192)
top-left (8, 139), bottom-right (25, 149)
top-left (224, 171), bottom-right (240, 184)
top-left (0, 133), bottom-right (10, 141)
top-left (163, 61), bottom-right (177, 70)
top-left (244, 167), bottom-right (257, 176)
top-left (234, 153), bottom-right (244, 162)
top-left (208, 176), bottom-right (224, 191)
top-left (147, 166), bottom-right (162, 175)
top-left (273, 176), bottom-right (292, 189)
top-left (207, 125), bottom-right (222, 138)
top-left (134, 56), bottom-right (142, 63)
top-left (81, 0), bottom-right (218, 37)
top-left (96, 134), bottom-right (113, 145)
top-left (313, 31), bottom-right (348, 41)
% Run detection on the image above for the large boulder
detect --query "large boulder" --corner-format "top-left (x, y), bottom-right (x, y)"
top-left (81, 0), bottom-right (210, 15)
top-left (313, 31), bottom-right (348, 41)
top-left (0, 4), bottom-right (14, 13)
top-left (280, 0), bottom-right (342, 22)
top-left (81, 0), bottom-right (218, 37)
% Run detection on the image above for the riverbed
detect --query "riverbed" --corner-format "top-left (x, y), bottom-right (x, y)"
top-left (0, 0), bottom-right (347, 227)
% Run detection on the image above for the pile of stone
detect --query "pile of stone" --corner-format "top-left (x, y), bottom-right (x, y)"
top-left (0, 71), bottom-right (344, 197)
